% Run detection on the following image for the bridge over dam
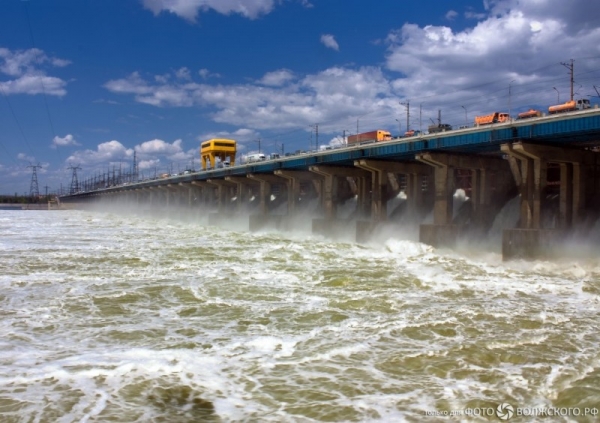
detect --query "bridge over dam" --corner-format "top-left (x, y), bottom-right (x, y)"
top-left (59, 107), bottom-right (600, 260)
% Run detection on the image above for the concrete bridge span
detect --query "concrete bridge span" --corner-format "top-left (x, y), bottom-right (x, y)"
top-left (59, 108), bottom-right (600, 260)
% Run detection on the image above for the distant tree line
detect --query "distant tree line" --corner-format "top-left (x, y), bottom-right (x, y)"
top-left (0, 194), bottom-right (55, 204)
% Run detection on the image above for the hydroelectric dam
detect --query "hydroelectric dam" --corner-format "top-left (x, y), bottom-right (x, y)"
top-left (58, 107), bottom-right (600, 260)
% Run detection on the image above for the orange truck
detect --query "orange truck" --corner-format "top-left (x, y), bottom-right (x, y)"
top-left (548, 99), bottom-right (591, 114)
top-left (517, 109), bottom-right (543, 119)
top-left (347, 130), bottom-right (392, 145)
top-left (474, 112), bottom-right (510, 125)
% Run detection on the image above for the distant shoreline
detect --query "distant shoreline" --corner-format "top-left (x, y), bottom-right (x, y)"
top-left (0, 203), bottom-right (51, 210)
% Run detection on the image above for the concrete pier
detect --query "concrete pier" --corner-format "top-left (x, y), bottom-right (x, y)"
top-left (353, 160), bottom-right (431, 242)
top-left (416, 152), bottom-right (513, 248)
top-left (309, 165), bottom-right (369, 238)
top-left (501, 142), bottom-right (599, 259)
top-left (58, 109), bottom-right (600, 260)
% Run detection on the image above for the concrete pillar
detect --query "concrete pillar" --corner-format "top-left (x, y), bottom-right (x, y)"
top-left (225, 176), bottom-right (260, 213)
top-left (206, 179), bottom-right (236, 213)
top-left (416, 152), bottom-right (511, 247)
top-left (501, 142), bottom-right (594, 229)
top-left (273, 170), bottom-right (320, 215)
top-left (309, 165), bottom-right (369, 219)
top-left (191, 181), bottom-right (214, 208)
top-left (559, 163), bottom-right (573, 229)
top-left (415, 154), bottom-right (455, 225)
top-left (247, 174), bottom-right (285, 215)
top-left (500, 142), bottom-right (599, 260)
top-left (355, 160), bottom-right (429, 222)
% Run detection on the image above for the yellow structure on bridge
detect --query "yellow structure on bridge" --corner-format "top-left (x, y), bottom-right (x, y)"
top-left (200, 139), bottom-right (237, 170)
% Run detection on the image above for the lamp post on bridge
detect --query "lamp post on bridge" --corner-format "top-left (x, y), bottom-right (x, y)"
top-left (508, 79), bottom-right (516, 119)
top-left (395, 119), bottom-right (401, 137)
top-left (553, 87), bottom-right (560, 104)
top-left (461, 105), bottom-right (468, 127)
top-left (400, 101), bottom-right (410, 132)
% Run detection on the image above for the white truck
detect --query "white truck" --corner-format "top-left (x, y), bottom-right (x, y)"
top-left (245, 153), bottom-right (266, 163)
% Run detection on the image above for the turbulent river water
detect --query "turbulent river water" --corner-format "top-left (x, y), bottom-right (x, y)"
top-left (1, 209), bottom-right (599, 422)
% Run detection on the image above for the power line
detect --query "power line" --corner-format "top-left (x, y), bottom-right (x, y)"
top-left (0, 85), bottom-right (36, 161)
top-left (22, 0), bottom-right (62, 164)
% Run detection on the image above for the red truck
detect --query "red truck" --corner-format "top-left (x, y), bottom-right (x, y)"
top-left (347, 130), bottom-right (392, 145)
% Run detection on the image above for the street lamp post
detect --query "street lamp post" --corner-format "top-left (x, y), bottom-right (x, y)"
top-left (400, 101), bottom-right (410, 132)
top-left (461, 105), bottom-right (468, 127)
top-left (553, 87), bottom-right (560, 104)
top-left (508, 79), bottom-right (516, 118)
top-left (395, 119), bottom-right (401, 137)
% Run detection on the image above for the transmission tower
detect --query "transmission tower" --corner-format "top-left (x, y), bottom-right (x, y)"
top-left (132, 150), bottom-right (139, 182)
top-left (28, 163), bottom-right (41, 199)
top-left (68, 164), bottom-right (81, 194)
top-left (561, 59), bottom-right (574, 102)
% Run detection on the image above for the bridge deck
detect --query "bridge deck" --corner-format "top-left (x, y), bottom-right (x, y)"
top-left (63, 107), bottom-right (600, 197)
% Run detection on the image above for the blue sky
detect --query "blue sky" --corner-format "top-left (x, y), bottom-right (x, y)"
top-left (1, 0), bottom-right (599, 195)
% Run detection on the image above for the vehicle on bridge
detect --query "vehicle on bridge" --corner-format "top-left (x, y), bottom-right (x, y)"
top-left (404, 130), bottom-right (422, 137)
top-left (548, 99), bottom-right (591, 114)
top-left (200, 138), bottom-right (237, 170)
top-left (245, 153), bottom-right (266, 163)
top-left (347, 130), bottom-right (392, 145)
top-left (428, 123), bottom-right (452, 133)
top-left (475, 112), bottom-right (510, 126)
top-left (517, 109), bottom-right (543, 119)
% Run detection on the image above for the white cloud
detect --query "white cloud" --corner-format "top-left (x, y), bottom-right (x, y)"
top-left (384, 0), bottom-right (600, 125)
top-left (0, 74), bottom-right (67, 96)
top-left (66, 141), bottom-right (132, 166)
top-left (465, 10), bottom-right (487, 20)
top-left (198, 68), bottom-right (221, 79)
top-left (135, 138), bottom-right (185, 159)
top-left (17, 153), bottom-right (35, 162)
top-left (138, 158), bottom-right (161, 171)
top-left (445, 10), bottom-right (458, 21)
top-left (141, 0), bottom-right (277, 21)
top-left (105, 0), bottom-right (600, 137)
top-left (175, 67), bottom-right (191, 80)
top-left (0, 47), bottom-right (70, 96)
top-left (320, 34), bottom-right (339, 51)
top-left (105, 72), bottom-right (194, 106)
top-left (258, 69), bottom-right (295, 86)
top-left (52, 134), bottom-right (81, 149)
top-left (62, 137), bottom-right (196, 178)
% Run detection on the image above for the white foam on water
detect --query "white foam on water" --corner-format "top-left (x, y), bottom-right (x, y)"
top-left (1, 210), bottom-right (600, 421)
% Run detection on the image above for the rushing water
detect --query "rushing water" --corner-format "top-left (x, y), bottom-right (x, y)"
top-left (1, 209), bottom-right (599, 422)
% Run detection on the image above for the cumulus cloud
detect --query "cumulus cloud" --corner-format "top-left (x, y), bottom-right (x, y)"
top-left (17, 153), bottom-right (35, 162)
top-left (445, 10), bottom-right (458, 21)
top-left (136, 138), bottom-right (184, 157)
top-left (66, 141), bottom-right (132, 166)
top-left (52, 134), bottom-right (81, 149)
top-left (104, 64), bottom-right (399, 134)
top-left (141, 0), bottom-right (277, 21)
top-left (104, 0), bottom-right (600, 138)
top-left (0, 48), bottom-right (70, 96)
top-left (175, 67), bottom-right (191, 80)
top-left (63, 137), bottom-right (195, 178)
top-left (104, 72), bottom-right (195, 106)
top-left (198, 68), bottom-right (220, 79)
top-left (258, 69), bottom-right (295, 86)
top-left (320, 34), bottom-right (339, 51)
top-left (384, 0), bottom-right (600, 125)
